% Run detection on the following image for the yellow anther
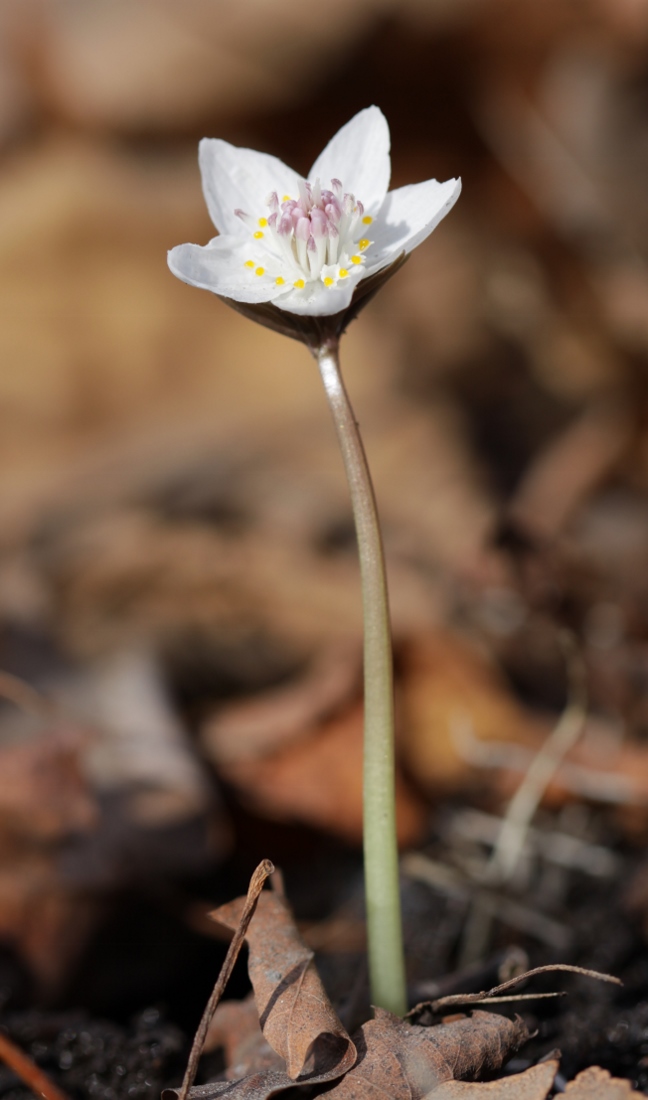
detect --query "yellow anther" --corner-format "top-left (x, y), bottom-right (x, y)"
top-left (324, 276), bottom-right (334, 287)
top-left (358, 238), bottom-right (370, 250)
top-left (362, 215), bottom-right (373, 225)
top-left (254, 230), bottom-right (264, 239)
top-left (351, 255), bottom-right (362, 265)
top-left (255, 267), bottom-right (265, 276)
top-left (258, 217), bottom-right (268, 227)
top-left (293, 278), bottom-right (305, 289)
top-left (339, 269), bottom-right (349, 278)
top-left (244, 260), bottom-right (255, 268)
top-left (275, 276), bottom-right (285, 286)
top-left (282, 195), bottom-right (291, 201)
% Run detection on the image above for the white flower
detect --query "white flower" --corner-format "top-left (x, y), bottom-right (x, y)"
top-left (168, 106), bottom-right (461, 319)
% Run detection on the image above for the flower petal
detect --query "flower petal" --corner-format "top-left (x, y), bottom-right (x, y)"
top-left (364, 177), bottom-right (462, 275)
top-left (168, 237), bottom-right (285, 303)
top-left (308, 106), bottom-right (391, 213)
top-left (275, 268), bottom-right (365, 316)
top-left (199, 139), bottom-right (304, 236)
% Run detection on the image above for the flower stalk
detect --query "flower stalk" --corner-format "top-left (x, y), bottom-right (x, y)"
top-left (316, 339), bottom-right (406, 1017)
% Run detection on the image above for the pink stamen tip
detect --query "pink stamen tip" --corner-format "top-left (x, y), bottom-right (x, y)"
top-left (331, 179), bottom-right (342, 189)
top-left (298, 180), bottom-right (311, 209)
top-left (234, 208), bottom-right (248, 219)
top-left (307, 234), bottom-right (316, 252)
top-left (278, 213), bottom-right (293, 236)
top-left (268, 212), bottom-right (277, 228)
top-left (296, 217), bottom-right (311, 241)
top-left (310, 209), bottom-right (328, 237)
top-left (328, 223), bottom-right (339, 239)
top-left (325, 201), bottom-right (341, 224)
top-left (266, 192), bottom-right (279, 212)
top-left (356, 200), bottom-right (365, 217)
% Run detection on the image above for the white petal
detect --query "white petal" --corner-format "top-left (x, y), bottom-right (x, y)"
top-left (364, 177), bottom-right (462, 275)
top-left (308, 106), bottom-right (391, 214)
top-left (199, 139), bottom-right (304, 236)
top-left (275, 268), bottom-right (364, 316)
top-left (168, 237), bottom-right (285, 304)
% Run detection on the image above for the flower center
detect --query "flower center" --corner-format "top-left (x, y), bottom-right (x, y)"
top-left (236, 178), bottom-right (373, 291)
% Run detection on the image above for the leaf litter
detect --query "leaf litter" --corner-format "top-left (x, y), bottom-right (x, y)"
top-left (165, 864), bottom-right (634, 1100)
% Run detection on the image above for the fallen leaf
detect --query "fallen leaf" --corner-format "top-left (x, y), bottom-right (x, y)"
top-left (209, 697), bottom-right (426, 848)
top-left (426, 1058), bottom-right (557, 1097)
top-left (185, 1010), bottom-right (531, 1100)
top-left (399, 632), bottom-right (546, 792)
top-left (202, 643), bottom-right (361, 764)
top-left (212, 889), bottom-right (356, 1083)
top-left (204, 994), bottom-right (283, 1078)
top-left (322, 1009), bottom-right (529, 1100)
top-left (564, 1065), bottom-right (641, 1096)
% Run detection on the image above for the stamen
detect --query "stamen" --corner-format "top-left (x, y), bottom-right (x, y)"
top-left (234, 173), bottom-right (371, 295)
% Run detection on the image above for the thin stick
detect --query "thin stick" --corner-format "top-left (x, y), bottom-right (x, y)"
top-left (0, 1032), bottom-right (71, 1100)
top-left (487, 630), bottom-right (587, 883)
top-left (176, 859), bottom-right (274, 1100)
top-left (316, 340), bottom-right (406, 1018)
top-left (430, 963), bottom-right (621, 1012)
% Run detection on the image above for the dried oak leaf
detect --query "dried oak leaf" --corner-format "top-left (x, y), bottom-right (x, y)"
top-left (212, 890), bottom-right (356, 1083)
top-left (564, 1065), bottom-right (641, 1097)
top-left (184, 1009), bottom-right (530, 1100)
top-left (320, 1009), bottom-right (530, 1099)
top-left (427, 1058), bottom-right (558, 1097)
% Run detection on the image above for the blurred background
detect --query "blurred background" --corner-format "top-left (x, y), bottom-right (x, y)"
top-left (3, 0), bottom-right (648, 1084)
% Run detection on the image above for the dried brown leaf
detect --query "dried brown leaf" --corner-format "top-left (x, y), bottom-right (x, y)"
top-left (181, 1010), bottom-right (531, 1100)
top-left (426, 1058), bottom-right (558, 1097)
top-left (203, 643), bottom-right (361, 764)
top-left (204, 994), bottom-right (284, 1078)
top-left (564, 1065), bottom-right (641, 1097)
top-left (314, 1009), bottom-right (531, 1100)
top-left (212, 698), bottom-right (426, 847)
top-left (212, 890), bottom-right (356, 1083)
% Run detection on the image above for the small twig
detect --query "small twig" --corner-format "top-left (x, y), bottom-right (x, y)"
top-left (0, 1031), bottom-right (72, 1100)
top-left (487, 630), bottom-right (587, 885)
top-left (176, 859), bottom-right (274, 1100)
top-left (457, 631), bottom-right (587, 967)
top-left (429, 963), bottom-right (621, 1012)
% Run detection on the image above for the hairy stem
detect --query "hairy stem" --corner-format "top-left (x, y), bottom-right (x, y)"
top-left (316, 339), bottom-right (406, 1016)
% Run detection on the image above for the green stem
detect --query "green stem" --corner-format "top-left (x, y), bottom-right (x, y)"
top-left (315, 339), bottom-right (406, 1017)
